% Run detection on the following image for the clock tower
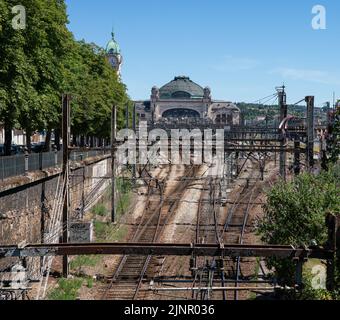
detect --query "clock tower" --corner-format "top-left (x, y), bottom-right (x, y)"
top-left (105, 30), bottom-right (123, 76)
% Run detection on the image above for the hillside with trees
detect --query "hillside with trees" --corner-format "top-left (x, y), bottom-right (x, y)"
top-left (236, 102), bottom-right (327, 125)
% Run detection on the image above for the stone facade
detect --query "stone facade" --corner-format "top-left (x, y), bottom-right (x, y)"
top-left (134, 76), bottom-right (240, 125)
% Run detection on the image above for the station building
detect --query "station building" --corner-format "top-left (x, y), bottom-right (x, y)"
top-left (104, 32), bottom-right (240, 126)
top-left (134, 76), bottom-right (240, 125)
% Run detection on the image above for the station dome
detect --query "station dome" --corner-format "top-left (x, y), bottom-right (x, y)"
top-left (159, 76), bottom-right (204, 99)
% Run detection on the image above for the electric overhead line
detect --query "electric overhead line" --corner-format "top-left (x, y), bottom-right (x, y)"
top-left (250, 93), bottom-right (278, 105)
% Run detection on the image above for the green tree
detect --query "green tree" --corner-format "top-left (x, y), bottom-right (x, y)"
top-left (258, 165), bottom-right (340, 289)
top-left (0, 0), bottom-right (130, 154)
top-left (62, 41), bottom-right (129, 144)
top-left (327, 106), bottom-right (340, 164)
top-left (0, 0), bottom-right (72, 153)
top-left (0, 0), bottom-right (34, 154)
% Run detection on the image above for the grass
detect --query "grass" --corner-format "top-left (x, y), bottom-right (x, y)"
top-left (95, 178), bottom-right (132, 220)
top-left (86, 277), bottom-right (94, 289)
top-left (92, 203), bottom-right (108, 217)
top-left (49, 177), bottom-right (132, 300)
top-left (116, 178), bottom-right (132, 220)
top-left (70, 255), bottom-right (101, 271)
top-left (94, 221), bottom-right (128, 242)
top-left (93, 221), bottom-right (110, 241)
top-left (48, 278), bottom-right (83, 300)
top-left (248, 292), bottom-right (257, 300)
top-left (248, 258), bottom-right (261, 300)
top-left (110, 225), bottom-right (128, 242)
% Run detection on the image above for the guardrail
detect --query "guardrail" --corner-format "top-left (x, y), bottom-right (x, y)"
top-left (0, 149), bottom-right (110, 181)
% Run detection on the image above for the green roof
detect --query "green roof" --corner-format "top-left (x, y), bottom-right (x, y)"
top-left (159, 76), bottom-right (204, 99)
top-left (105, 32), bottom-right (121, 55)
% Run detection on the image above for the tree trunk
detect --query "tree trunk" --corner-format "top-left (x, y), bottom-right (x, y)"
top-left (54, 128), bottom-right (61, 150)
top-left (26, 129), bottom-right (32, 153)
top-left (44, 129), bottom-right (52, 152)
top-left (80, 135), bottom-right (85, 147)
top-left (4, 121), bottom-right (12, 156)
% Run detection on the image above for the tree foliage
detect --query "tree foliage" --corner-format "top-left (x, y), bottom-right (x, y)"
top-left (327, 106), bottom-right (340, 164)
top-left (258, 165), bottom-right (340, 289)
top-left (0, 0), bottom-right (129, 154)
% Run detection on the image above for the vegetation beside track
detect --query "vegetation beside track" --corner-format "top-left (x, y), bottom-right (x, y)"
top-left (58, 179), bottom-right (131, 299)
top-left (258, 163), bottom-right (340, 300)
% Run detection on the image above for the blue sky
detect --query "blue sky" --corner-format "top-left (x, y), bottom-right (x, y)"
top-left (65, 0), bottom-right (340, 106)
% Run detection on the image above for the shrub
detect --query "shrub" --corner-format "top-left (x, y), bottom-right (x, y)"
top-left (258, 164), bottom-right (340, 289)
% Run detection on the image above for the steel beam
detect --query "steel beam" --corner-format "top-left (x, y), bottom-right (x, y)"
top-left (0, 243), bottom-right (332, 260)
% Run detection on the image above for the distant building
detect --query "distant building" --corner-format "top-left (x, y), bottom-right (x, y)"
top-left (0, 124), bottom-right (26, 146)
top-left (135, 76), bottom-right (240, 125)
top-left (255, 116), bottom-right (267, 123)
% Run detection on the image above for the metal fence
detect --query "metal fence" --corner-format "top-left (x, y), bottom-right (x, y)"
top-left (0, 149), bottom-right (109, 181)
top-left (0, 155), bottom-right (26, 181)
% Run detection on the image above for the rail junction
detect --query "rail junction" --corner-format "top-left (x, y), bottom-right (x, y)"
top-left (0, 88), bottom-right (339, 300)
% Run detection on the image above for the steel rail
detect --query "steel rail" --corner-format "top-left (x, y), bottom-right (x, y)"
top-left (133, 164), bottom-right (198, 300)
top-left (234, 184), bottom-right (258, 300)
top-left (102, 164), bottom-right (167, 299)
top-left (103, 165), bottom-right (197, 300)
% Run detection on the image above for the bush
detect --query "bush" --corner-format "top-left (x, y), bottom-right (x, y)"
top-left (257, 164), bottom-right (340, 289)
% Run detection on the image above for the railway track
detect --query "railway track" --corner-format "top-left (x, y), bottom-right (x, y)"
top-left (101, 156), bottom-right (264, 300)
top-left (190, 157), bottom-right (261, 300)
top-left (192, 175), bottom-right (224, 300)
top-left (102, 165), bottom-right (199, 300)
top-left (219, 159), bottom-right (260, 300)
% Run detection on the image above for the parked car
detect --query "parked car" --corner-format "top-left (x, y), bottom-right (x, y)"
top-left (12, 145), bottom-right (25, 154)
top-left (0, 144), bottom-right (25, 156)
top-left (31, 143), bottom-right (45, 153)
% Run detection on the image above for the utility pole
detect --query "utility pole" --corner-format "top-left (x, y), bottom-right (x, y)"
top-left (306, 96), bottom-right (315, 171)
top-left (62, 94), bottom-right (71, 278)
top-left (293, 138), bottom-right (301, 176)
top-left (111, 105), bottom-right (117, 223)
top-left (132, 103), bottom-right (137, 183)
top-left (278, 86), bottom-right (287, 180)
